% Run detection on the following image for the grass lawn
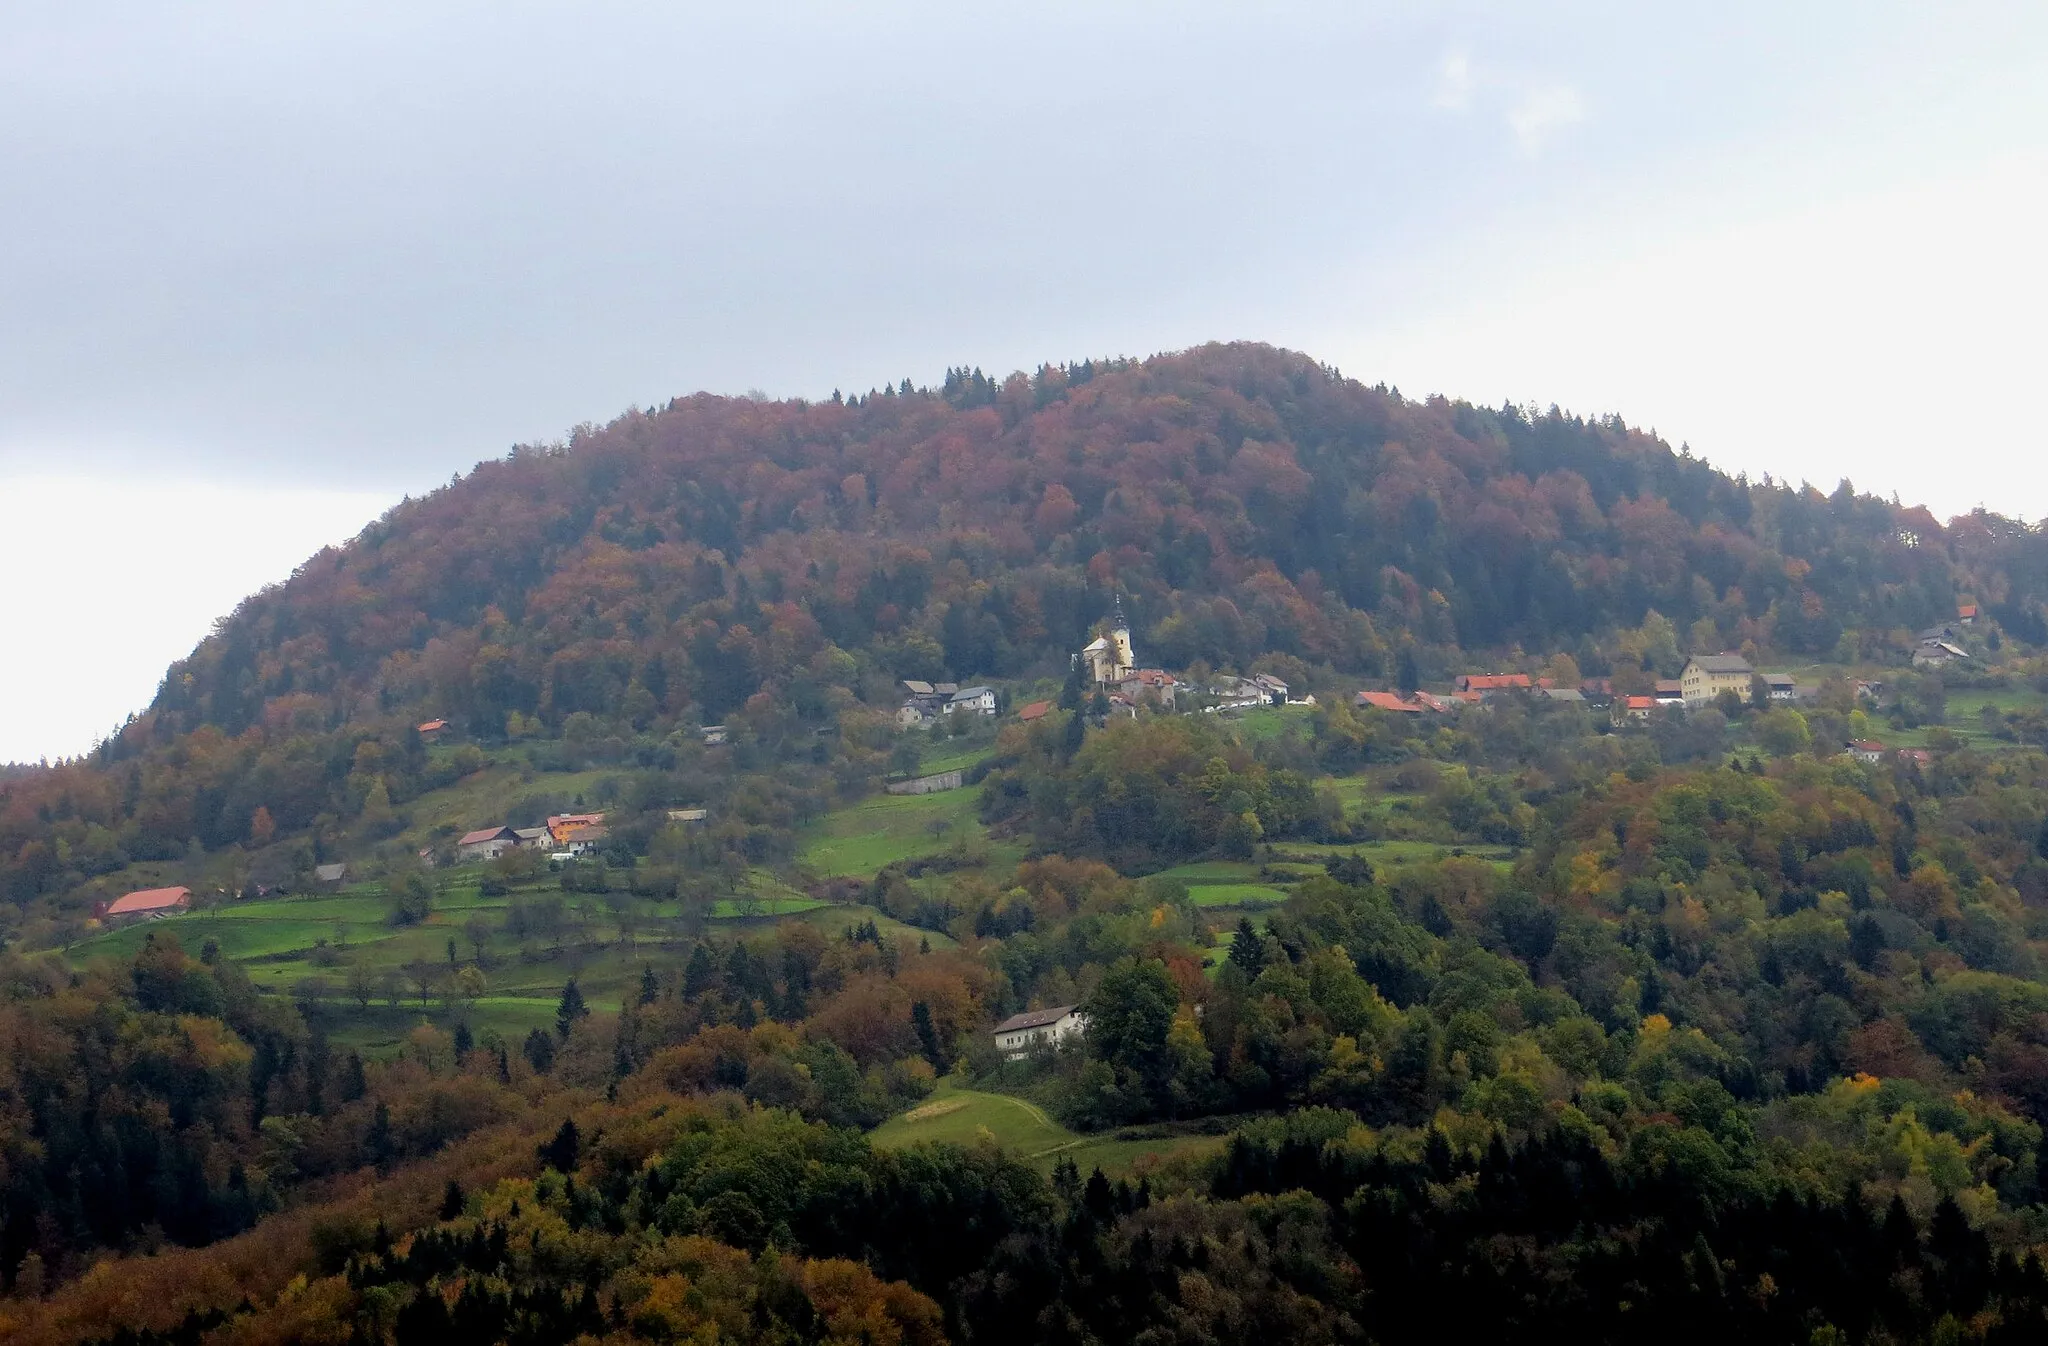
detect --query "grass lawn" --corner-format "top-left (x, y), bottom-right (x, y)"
top-left (1227, 705), bottom-right (1318, 744)
top-left (914, 741), bottom-right (999, 777)
top-left (397, 765), bottom-right (619, 849)
top-left (796, 788), bottom-right (989, 878)
top-left (871, 1079), bottom-right (1227, 1177)
top-left (802, 903), bottom-right (958, 950)
top-left (1144, 860), bottom-right (1290, 909)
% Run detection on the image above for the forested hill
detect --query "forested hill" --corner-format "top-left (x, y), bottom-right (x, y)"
top-left (3, 341), bottom-right (2047, 913)
top-left (147, 342), bottom-right (2047, 743)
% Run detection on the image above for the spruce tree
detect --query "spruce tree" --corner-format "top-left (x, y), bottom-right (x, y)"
top-left (639, 964), bottom-right (660, 1005)
top-left (556, 978), bottom-right (589, 1040)
top-left (539, 1118), bottom-right (579, 1173)
top-left (1228, 917), bottom-right (1266, 976)
top-left (684, 943), bottom-right (719, 999)
top-left (912, 1000), bottom-right (945, 1070)
top-left (523, 1026), bottom-right (557, 1074)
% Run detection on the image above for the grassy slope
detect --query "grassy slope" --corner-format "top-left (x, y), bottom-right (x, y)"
top-left (870, 1078), bottom-right (1224, 1177)
top-left (795, 787), bottom-right (1011, 878)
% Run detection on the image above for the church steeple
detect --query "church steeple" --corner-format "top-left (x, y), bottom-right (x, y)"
top-left (1080, 593), bottom-right (1137, 685)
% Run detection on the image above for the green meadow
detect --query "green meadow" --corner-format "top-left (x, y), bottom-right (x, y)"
top-left (870, 1079), bottom-right (1226, 1178)
top-left (795, 786), bottom-right (1005, 878)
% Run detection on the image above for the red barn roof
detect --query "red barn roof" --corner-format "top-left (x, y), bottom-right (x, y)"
top-left (105, 886), bottom-right (191, 917)
top-left (1018, 700), bottom-right (1053, 721)
top-left (1456, 674), bottom-right (1533, 692)
top-left (1356, 691), bottom-right (1423, 713)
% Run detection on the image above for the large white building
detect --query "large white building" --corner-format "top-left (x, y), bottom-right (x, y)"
top-left (1680, 653), bottom-right (1755, 708)
top-left (993, 1005), bottom-right (1087, 1059)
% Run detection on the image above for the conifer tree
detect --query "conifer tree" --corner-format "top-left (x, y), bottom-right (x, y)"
top-left (1228, 917), bottom-right (1266, 976)
top-left (556, 978), bottom-right (588, 1040)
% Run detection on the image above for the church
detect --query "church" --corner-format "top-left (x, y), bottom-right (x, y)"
top-left (1078, 600), bottom-right (1136, 685)
top-left (1077, 601), bottom-right (1178, 713)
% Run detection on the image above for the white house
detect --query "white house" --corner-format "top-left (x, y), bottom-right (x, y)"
top-left (946, 685), bottom-right (998, 716)
top-left (993, 1005), bottom-right (1087, 1059)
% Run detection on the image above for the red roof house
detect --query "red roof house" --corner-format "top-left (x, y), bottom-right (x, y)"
top-left (1017, 700), bottom-right (1053, 722)
top-left (1455, 674), bottom-right (1534, 693)
top-left (1356, 691), bottom-right (1424, 713)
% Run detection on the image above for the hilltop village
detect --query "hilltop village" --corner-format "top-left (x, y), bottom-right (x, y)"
top-left (883, 600), bottom-right (1988, 758)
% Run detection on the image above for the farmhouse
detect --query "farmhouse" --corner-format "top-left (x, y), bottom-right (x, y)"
top-left (548, 813), bottom-right (606, 845)
top-left (1356, 690), bottom-right (1424, 714)
top-left (1680, 653), bottom-right (1754, 708)
top-left (1913, 640), bottom-right (1968, 668)
top-left (946, 685), bottom-right (997, 716)
top-left (458, 826), bottom-right (520, 861)
top-left (1654, 679), bottom-right (1685, 706)
top-left (512, 826), bottom-right (553, 849)
top-left (1848, 740), bottom-right (1887, 764)
top-left (1762, 673), bottom-right (1801, 701)
top-left (666, 808), bottom-right (709, 826)
top-left (99, 886), bottom-right (191, 924)
top-left (1455, 673), bottom-right (1533, 695)
top-left (1117, 668), bottom-right (1180, 708)
top-left (993, 1005), bottom-right (1088, 1059)
top-left (1208, 676), bottom-right (1268, 710)
top-left (555, 825), bottom-right (609, 857)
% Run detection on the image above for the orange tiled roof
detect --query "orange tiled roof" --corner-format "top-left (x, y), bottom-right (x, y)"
top-left (106, 886), bottom-right (191, 916)
top-left (1457, 674), bottom-right (1533, 692)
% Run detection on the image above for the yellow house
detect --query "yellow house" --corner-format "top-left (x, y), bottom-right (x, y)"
top-left (1680, 653), bottom-right (1754, 708)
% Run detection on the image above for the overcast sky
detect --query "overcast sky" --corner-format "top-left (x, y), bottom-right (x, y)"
top-left (5, 1), bottom-right (2046, 762)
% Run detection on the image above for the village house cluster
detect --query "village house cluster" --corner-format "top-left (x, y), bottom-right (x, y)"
top-left (897, 680), bottom-right (998, 727)
top-left (455, 812), bottom-right (608, 864)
